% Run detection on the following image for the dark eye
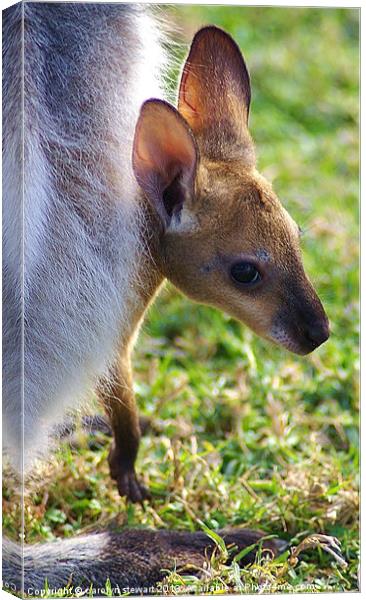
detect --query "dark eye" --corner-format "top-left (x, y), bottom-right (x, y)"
top-left (230, 262), bottom-right (261, 285)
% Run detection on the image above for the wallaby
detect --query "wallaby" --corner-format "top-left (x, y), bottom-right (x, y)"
top-left (3, 528), bottom-right (287, 595)
top-left (2, 2), bottom-right (329, 594)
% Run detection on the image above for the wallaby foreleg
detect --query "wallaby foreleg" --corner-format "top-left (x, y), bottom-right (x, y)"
top-left (99, 352), bottom-right (149, 502)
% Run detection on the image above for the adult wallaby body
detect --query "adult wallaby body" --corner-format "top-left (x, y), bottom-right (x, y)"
top-left (3, 2), bottom-right (329, 593)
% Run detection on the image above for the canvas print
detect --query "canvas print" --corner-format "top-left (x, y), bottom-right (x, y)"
top-left (2, 1), bottom-right (359, 596)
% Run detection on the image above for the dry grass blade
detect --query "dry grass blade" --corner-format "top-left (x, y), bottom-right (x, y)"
top-left (289, 534), bottom-right (348, 569)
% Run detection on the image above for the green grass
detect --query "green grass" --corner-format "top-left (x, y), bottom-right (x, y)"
top-left (4, 6), bottom-right (359, 595)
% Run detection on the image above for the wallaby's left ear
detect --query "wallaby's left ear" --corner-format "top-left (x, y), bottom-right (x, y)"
top-left (178, 26), bottom-right (253, 158)
top-left (132, 99), bottom-right (198, 229)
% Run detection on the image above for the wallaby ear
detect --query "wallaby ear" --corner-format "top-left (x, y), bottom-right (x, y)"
top-left (132, 99), bottom-right (198, 229)
top-left (178, 26), bottom-right (252, 158)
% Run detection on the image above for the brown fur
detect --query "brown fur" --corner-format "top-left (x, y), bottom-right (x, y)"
top-left (103, 26), bottom-right (329, 500)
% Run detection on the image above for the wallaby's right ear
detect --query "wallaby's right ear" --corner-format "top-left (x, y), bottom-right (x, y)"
top-left (132, 99), bottom-right (198, 229)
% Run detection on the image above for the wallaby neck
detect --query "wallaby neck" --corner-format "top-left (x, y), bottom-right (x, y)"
top-left (142, 193), bottom-right (167, 270)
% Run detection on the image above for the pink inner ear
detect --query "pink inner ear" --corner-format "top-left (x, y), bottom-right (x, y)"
top-left (180, 68), bottom-right (198, 114)
top-left (178, 26), bottom-right (251, 138)
top-left (179, 69), bottom-right (202, 132)
top-left (132, 100), bottom-right (198, 214)
top-left (135, 108), bottom-right (196, 183)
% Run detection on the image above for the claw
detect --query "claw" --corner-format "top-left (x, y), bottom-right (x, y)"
top-left (116, 471), bottom-right (151, 503)
top-left (108, 442), bottom-right (151, 503)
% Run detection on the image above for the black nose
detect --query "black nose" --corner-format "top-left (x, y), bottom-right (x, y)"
top-left (304, 319), bottom-right (330, 349)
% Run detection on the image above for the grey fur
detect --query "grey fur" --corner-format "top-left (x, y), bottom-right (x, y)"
top-left (3, 2), bottom-right (164, 466)
top-left (2, 528), bottom-right (287, 596)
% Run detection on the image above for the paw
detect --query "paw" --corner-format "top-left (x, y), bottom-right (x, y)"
top-left (115, 469), bottom-right (151, 503)
top-left (108, 445), bottom-right (150, 503)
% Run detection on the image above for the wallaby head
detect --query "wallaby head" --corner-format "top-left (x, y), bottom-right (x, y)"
top-left (133, 26), bottom-right (329, 356)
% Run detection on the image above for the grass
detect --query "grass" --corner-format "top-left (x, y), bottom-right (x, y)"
top-left (3, 6), bottom-right (359, 596)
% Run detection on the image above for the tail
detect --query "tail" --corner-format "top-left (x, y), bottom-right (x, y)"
top-left (3, 528), bottom-right (286, 596)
